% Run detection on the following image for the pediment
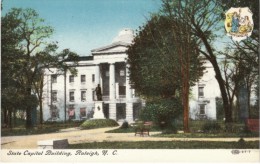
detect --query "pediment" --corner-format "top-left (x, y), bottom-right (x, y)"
top-left (91, 41), bottom-right (130, 54)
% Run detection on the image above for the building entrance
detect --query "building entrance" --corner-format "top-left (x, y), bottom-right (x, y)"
top-left (116, 103), bottom-right (126, 121)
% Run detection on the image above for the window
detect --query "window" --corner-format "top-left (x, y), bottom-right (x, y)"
top-left (51, 75), bottom-right (57, 83)
top-left (92, 90), bottom-right (95, 101)
top-left (120, 70), bottom-right (125, 76)
top-left (50, 105), bottom-right (58, 118)
top-left (69, 91), bottom-right (75, 101)
top-left (69, 104), bottom-right (74, 108)
top-left (119, 86), bottom-right (126, 95)
top-left (68, 106), bottom-right (75, 120)
top-left (51, 91), bottom-right (57, 102)
top-left (81, 75), bottom-right (86, 83)
top-left (80, 108), bottom-right (86, 118)
top-left (92, 74), bottom-right (95, 82)
top-left (81, 90), bottom-right (86, 101)
top-left (69, 75), bottom-right (74, 83)
top-left (198, 87), bottom-right (204, 97)
top-left (199, 104), bottom-right (206, 115)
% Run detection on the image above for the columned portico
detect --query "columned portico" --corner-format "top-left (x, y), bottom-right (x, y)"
top-left (109, 62), bottom-right (116, 100)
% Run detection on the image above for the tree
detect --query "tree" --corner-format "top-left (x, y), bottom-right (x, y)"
top-left (166, 11), bottom-right (200, 133)
top-left (160, 0), bottom-right (235, 123)
top-left (219, 0), bottom-right (259, 119)
top-left (219, 53), bottom-right (240, 121)
top-left (128, 15), bottom-right (203, 98)
top-left (220, 48), bottom-right (258, 120)
top-left (1, 6), bottom-right (24, 128)
top-left (139, 98), bottom-right (182, 130)
top-left (1, 8), bottom-right (79, 128)
top-left (32, 48), bottom-right (78, 125)
top-left (127, 15), bottom-right (204, 132)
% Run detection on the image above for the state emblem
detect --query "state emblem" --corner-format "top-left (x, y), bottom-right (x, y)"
top-left (225, 7), bottom-right (253, 42)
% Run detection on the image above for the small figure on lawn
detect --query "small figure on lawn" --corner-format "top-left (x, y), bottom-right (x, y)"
top-left (95, 84), bottom-right (102, 101)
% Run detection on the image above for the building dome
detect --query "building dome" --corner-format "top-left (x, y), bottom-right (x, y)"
top-left (112, 28), bottom-right (134, 44)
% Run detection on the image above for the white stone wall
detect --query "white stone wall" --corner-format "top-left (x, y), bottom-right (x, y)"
top-left (66, 65), bottom-right (96, 120)
top-left (42, 63), bottom-right (98, 121)
top-left (42, 68), bottom-right (66, 121)
top-left (189, 60), bottom-right (220, 120)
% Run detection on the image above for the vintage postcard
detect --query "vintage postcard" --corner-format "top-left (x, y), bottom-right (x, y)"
top-left (1, 0), bottom-right (259, 163)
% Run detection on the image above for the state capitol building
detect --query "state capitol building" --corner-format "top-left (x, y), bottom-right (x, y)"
top-left (42, 29), bottom-right (219, 123)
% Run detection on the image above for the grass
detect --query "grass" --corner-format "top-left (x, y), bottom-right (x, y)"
top-left (105, 127), bottom-right (136, 133)
top-left (154, 132), bottom-right (259, 138)
top-left (69, 141), bottom-right (259, 149)
top-left (106, 126), bottom-right (259, 138)
top-left (1, 119), bottom-right (118, 136)
top-left (106, 120), bottom-right (259, 138)
top-left (105, 126), bottom-right (160, 133)
top-left (80, 119), bottom-right (119, 129)
top-left (1, 120), bottom-right (84, 136)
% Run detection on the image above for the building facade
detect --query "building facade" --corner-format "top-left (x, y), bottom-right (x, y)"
top-left (42, 29), bottom-right (219, 122)
top-left (42, 29), bottom-right (143, 122)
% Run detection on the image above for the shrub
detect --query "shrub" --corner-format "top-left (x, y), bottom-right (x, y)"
top-left (80, 119), bottom-right (119, 129)
top-left (120, 121), bottom-right (129, 129)
top-left (139, 98), bottom-right (182, 129)
top-left (162, 124), bottom-right (178, 134)
top-left (202, 121), bottom-right (222, 133)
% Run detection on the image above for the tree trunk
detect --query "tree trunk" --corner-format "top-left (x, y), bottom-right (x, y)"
top-left (8, 109), bottom-right (12, 129)
top-left (235, 92), bottom-right (240, 122)
top-left (26, 87), bottom-right (33, 129)
top-left (39, 77), bottom-right (44, 125)
top-left (39, 99), bottom-right (43, 125)
top-left (3, 108), bottom-right (8, 127)
top-left (247, 88), bottom-right (251, 118)
top-left (214, 62), bottom-right (232, 123)
top-left (13, 108), bottom-right (17, 127)
top-left (183, 45), bottom-right (190, 132)
top-left (182, 75), bottom-right (190, 132)
top-left (198, 30), bottom-right (233, 123)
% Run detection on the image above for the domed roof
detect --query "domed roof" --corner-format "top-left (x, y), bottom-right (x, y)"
top-left (112, 28), bottom-right (134, 44)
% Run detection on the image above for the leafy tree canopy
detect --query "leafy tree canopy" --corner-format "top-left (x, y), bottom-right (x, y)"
top-left (1, 7), bottom-right (79, 128)
top-left (127, 15), bottom-right (204, 100)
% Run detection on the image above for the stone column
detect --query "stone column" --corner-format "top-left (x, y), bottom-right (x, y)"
top-left (109, 63), bottom-right (116, 100)
top-left (126, 103), bottom-right (133, 122)
top-left (132, 89), bottom-right (135, 98)
top-left (125, 63), bottom-right (132, 100)
top-left (95, 64), bottom-right (100, 85)
top-left (116, 83), bottom-right (119, 99)
top-left (109, 103), bottom-right (116, 120)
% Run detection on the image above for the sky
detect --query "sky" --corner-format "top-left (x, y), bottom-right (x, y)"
top-left (2, 0), bottom-right (162, 56)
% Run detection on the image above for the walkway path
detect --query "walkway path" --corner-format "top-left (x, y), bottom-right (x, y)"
top-left (1, 126), bottom-right (259, 149)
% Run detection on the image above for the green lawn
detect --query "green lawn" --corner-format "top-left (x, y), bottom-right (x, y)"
top-left (105, 126), bottom-right (160, 133)
top-left (106, 127), bottom-right (259, 138)
top-left (106, 120), bottom-right (259, 138)
top-left (69, 141), bottom-right (259, 149)
top-left (1, 121), bottom-right (84, 136)
top-left (154, 132), bottom-right (259, 138)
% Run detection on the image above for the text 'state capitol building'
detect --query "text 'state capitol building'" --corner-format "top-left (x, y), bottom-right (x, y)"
top-left (42, 29), bottom-right (218, 122)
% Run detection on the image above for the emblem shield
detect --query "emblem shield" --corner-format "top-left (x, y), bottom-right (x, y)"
top-left (225, 7), bottom-right (253, 42)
